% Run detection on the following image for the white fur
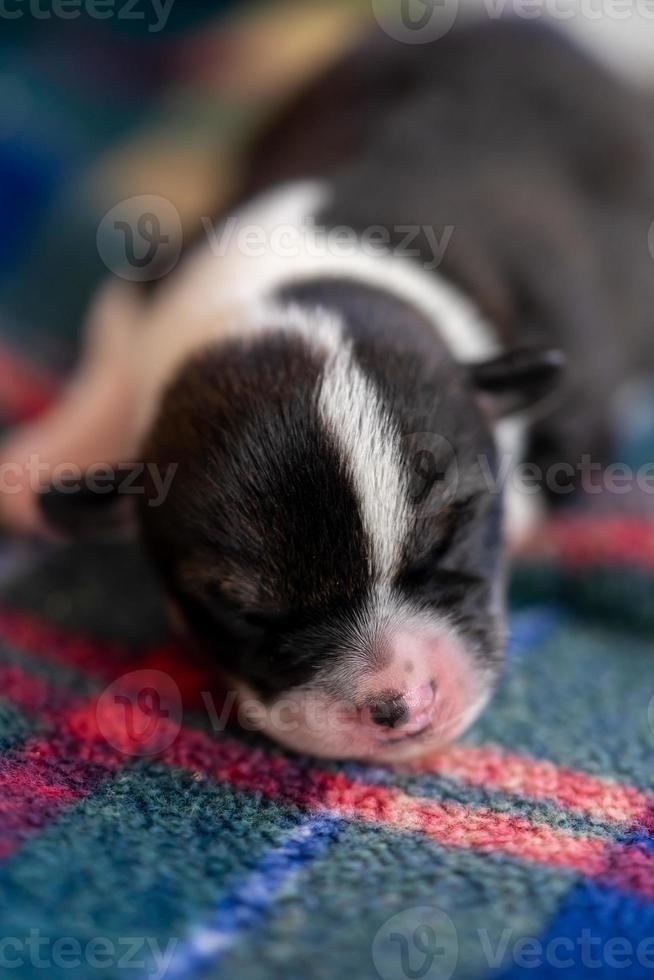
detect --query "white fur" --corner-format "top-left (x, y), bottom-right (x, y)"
top-left (255, 300), bottom-right (411, 584)
top-left (190, 180), bottom-right (500, 364)
top-left (316, 330), bottom-right (411, 584)
top-left (131, 180), bottom-right (500, 411)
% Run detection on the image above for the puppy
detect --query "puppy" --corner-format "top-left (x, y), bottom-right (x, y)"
top-left (3, 20), bottom-right (654, 760)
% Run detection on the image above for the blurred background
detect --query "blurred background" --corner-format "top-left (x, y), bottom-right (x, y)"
top-left (1, 0), bottom-right (654, 437)
top-left (0, 0), bottom-right (371, 430)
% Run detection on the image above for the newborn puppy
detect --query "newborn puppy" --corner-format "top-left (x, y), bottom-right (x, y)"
top-left (3, 20), bottom-right (654, 760)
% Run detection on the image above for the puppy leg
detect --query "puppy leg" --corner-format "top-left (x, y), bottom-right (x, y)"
top-left (0, 282), bottom-right (143, 535)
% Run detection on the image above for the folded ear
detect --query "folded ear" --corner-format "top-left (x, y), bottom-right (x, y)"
top-left (37, 466), bottom-right (139, 538)
top-left (469, 347), bottom-right (565, 419)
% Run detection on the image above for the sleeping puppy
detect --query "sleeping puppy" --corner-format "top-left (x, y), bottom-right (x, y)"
top-left (2, 20), bottom-right (654, 760)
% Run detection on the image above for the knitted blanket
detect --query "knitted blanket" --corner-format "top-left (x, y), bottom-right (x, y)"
top-left (0, 517), bottom-right (653, 980)
top-left (2, 4), bottom-right (654, 979)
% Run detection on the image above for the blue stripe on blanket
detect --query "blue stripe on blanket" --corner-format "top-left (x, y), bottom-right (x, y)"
top-left (162, 815), bottom-right (344, 978)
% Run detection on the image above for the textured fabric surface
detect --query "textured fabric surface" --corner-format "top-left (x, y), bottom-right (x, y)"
top-left (1, 3), bottom-right (654, 979)
top-left (0, 516), bottom-right (653, 980)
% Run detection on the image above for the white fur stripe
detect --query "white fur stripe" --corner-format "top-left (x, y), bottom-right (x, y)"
top-left (264, 300), bottom-right (410, 583)
top-left (251, 301), bottom-right (410, 582)
top-left (316, 326), bottom-right (411, 584)
top-left (177, 181), bottom-right (499, 364)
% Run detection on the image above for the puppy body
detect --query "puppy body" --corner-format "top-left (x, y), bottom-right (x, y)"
top-left (5, 20), bottom-right (654, 759)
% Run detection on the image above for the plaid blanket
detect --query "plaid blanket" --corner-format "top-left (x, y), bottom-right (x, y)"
top-left (2, 4), bottom-right (654, 979)
top-left (1, 520), bottom-right (654, 980)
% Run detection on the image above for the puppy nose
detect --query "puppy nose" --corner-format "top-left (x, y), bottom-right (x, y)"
top-left (363, 681), bottom-right (436, 732)
top-left (368, 692), bottom-right (409, 729)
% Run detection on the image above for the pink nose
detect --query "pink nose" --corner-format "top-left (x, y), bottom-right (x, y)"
top-left (364, 681), bottom-right (436, 733)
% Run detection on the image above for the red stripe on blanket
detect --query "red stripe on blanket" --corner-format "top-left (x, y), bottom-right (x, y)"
top-left (4, 608), bottom-right (652, 832)
top-left (3, 627), bottom-right (654, 894)
top-left (0, 606), bottom-right (222, 712)
top-left (410, 744), bottom-right (652, 825)
top-left (73, 698), bottom-right (654, 894)
top-left (0, 662), bottom-right (75, 720)
top-left (520, 516), bottom-right (654, 569)
top-left (0, 606), bottom-right (134, 677)
top-left (0, 342), bottom-right (59, 423)
top-left (0, 664), bottom-right (228, 854)
top-left (4, 681), bottom-right (652, 895)
top-left (0, 734), bottom-right (116, 857)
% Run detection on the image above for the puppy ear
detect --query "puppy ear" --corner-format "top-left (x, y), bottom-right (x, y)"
top-left (469, 347), bottom-right (565, 419)
top-left (37, 466), bottom-right (139, 538)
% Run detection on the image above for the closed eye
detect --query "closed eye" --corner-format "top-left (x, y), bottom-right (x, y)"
top-left (398, 493), bottom-right (484, 589)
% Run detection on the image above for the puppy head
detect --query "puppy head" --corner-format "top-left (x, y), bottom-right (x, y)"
top-left (129, 305), bottom-right (561, 762)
